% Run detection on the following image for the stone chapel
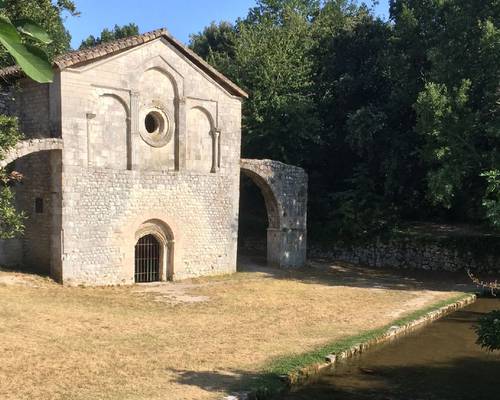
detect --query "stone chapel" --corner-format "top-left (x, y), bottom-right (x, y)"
top-left (0, 28), bottom-right (307, 285)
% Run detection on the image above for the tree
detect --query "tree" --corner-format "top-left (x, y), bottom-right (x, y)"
top-left (311, 10), bottom-right (401, 236)
top-left (246, 0), bottom-right (322, 24)
top-left (235, 8), bottom-right (321, 164)
top-left (0, 115), bottom-right (24, 239)
top-left (191, 1), bottom-right (324, 165)
top-left (191, 0), bottom-right (500, 238)
top-left (189, 21), bottom-right (235, 61)
top-left (0, 0), bottom-right (78, 80)
top-left (476, 310), bottom-right (500, 351)
top-left (407, 0), bottom-right (500, 226)
top-left (79, 23), bottom-right (139, 49)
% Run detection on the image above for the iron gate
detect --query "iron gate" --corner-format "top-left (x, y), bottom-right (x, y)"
top-left (135, 234), bottom-right (160, 283)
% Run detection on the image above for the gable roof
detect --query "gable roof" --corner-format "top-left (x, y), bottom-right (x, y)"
top-left (0, 28), bottom-right (248, 98)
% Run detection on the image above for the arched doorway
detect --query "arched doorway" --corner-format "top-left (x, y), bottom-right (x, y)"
top-left (240, 159), bottom-right (308, 269)
top-left (133, 219), bottom-right (174, 283)
top-left (238, 174), bottom-right (269, 263)
top-left (135, 234), bottom-right (161, 283)
top-left (238, 171), bottom-right (280, 266)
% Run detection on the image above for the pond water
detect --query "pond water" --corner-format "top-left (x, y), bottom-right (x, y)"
top-left (280, 297), bottom-right (500, 400)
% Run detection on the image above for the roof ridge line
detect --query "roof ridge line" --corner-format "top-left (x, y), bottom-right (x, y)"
top-left (0, 27), bottom-right (248, 98)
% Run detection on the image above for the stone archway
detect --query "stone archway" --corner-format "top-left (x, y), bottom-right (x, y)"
top-left (240, 159), bottom-right (308, 268)
top-left (134, 219), bottom-right (175, 282)
top-left (0, 138), bottom-right (64, 168)
top-left (0, 138), bottom-right (64, 281)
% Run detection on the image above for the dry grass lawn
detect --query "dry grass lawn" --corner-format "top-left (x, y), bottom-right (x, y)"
top-left (0, 260), bottom-right (467, 400)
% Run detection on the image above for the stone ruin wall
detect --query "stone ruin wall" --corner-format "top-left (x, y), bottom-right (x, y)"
top-left (241, 159), bottom-right (308, 269)
top-left (311, 238), bottom-right (500, 274)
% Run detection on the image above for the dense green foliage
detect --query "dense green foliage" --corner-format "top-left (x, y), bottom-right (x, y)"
top-left (476, 310), bottom-right (500, 351)
top-left (0, 0), bottom-right (76, 68)
top-left (79, 23), bottom-right (139, 49)
top-left (191, 0), bottom-right (500, 238)
top-left (0, 115), bottom-right (24, 239)
top-left (0, 0), bottom-right (74, 83)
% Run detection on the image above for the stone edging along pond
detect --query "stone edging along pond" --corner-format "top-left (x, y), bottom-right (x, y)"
top-left (223, 293), bottom-right (476, 400)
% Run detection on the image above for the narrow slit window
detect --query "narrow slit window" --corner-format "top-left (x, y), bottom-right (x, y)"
top-left (35, 197), bottom-right (44, 214)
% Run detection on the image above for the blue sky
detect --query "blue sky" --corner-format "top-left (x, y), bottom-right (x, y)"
top-left (64, 1), bottom-right (389, 49)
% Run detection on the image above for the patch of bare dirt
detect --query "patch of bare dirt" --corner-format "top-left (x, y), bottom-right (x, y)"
top-left (133, 281), bottom-right (212, 304)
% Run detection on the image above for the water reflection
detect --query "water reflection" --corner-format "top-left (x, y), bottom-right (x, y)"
top-left (280, 298), bottom-right (500, 400)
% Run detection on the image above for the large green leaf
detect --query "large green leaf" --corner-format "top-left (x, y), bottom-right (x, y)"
top-left (14, 19), bottom-right (53, 44)
top-left (0, 15), bottom-right (22, 43)
top-left (0, 15), bottom-right (53, 83)
top-left (1, 40), bottom-right (53, 83)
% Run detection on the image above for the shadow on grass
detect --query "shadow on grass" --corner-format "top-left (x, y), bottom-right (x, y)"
top-left (0, 264), bottom-right (50, 278)
top-left (169, 368), bottom-right (286, 399)
top-left (168, 355), bottom-right (500, 400)
top-left (237, 255), bottom-right (484, 294)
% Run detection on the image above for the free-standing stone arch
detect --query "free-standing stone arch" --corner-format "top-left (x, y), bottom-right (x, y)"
top-left (240, 159), bottom-right (308, 268)
top-left (0, 138), bottom-right (64, 168)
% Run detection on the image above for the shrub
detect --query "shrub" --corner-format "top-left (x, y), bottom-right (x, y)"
top-left (475, 310), bottom-right (500, 352)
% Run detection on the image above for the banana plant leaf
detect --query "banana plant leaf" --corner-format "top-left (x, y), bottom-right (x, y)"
top-left (0, 15), bottom-right (53, 82)
top-left (13, 19), bottom-right (53, 44)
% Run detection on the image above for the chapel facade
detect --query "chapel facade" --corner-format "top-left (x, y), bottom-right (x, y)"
top-left (0, 29), bottom-right (307, 285)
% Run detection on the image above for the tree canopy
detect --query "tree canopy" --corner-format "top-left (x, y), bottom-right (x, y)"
top-left (0, 0), bottom-right (77, 68)
top-left (191, 0), bottom-right (500, 238)
top-left (79, 23), bottom-right (139, 49)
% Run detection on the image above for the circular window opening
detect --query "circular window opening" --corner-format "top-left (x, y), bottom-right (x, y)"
top-left (140, 108), bottom-right (173, 148)
top-left (145, 112), bottom-right (161, 134)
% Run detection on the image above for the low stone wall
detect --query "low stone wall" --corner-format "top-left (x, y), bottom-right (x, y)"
top-left (287, 294), bottom-right (477, 387)
top-left (223, 294), bottom-right (476, 400)
top-left (311, 234), bottom-right (500, 274)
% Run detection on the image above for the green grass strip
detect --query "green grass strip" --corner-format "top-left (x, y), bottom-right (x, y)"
top-left (247, 293), bottom-right (473, 399)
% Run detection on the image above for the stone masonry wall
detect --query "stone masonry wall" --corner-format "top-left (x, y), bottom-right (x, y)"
top-left (15, 80), bottom-right (51, 138)
top-left (12, 152), bottom-right (60, 273)
top-left (311, 237), bottom-right (500, 274)
top-left (58, 37), bottom-right (242, 285)
top-left (62, 167), bottom-right (239, 285)
top-left (0, 78), bottom-right (61, 271)
top-left (0, 36), bottom-right (243, 285)
top-left (241, 159), bottom-right (308, 268)
top-left (0, 86), bottom-right (16, 116)
top-left (0, 77), bottom-right (62, 272)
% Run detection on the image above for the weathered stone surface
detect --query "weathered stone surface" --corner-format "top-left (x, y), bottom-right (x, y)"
top-left (0, 138), bottom-right (63, 168)
top-left (56, 35), bottom-right (244, 285)
top-left (0, 30), bottom-right (308, 285)
top-left (311, 238), bottom-right (500, 273)
top-left (241, 159), bottom-right (308, 268)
